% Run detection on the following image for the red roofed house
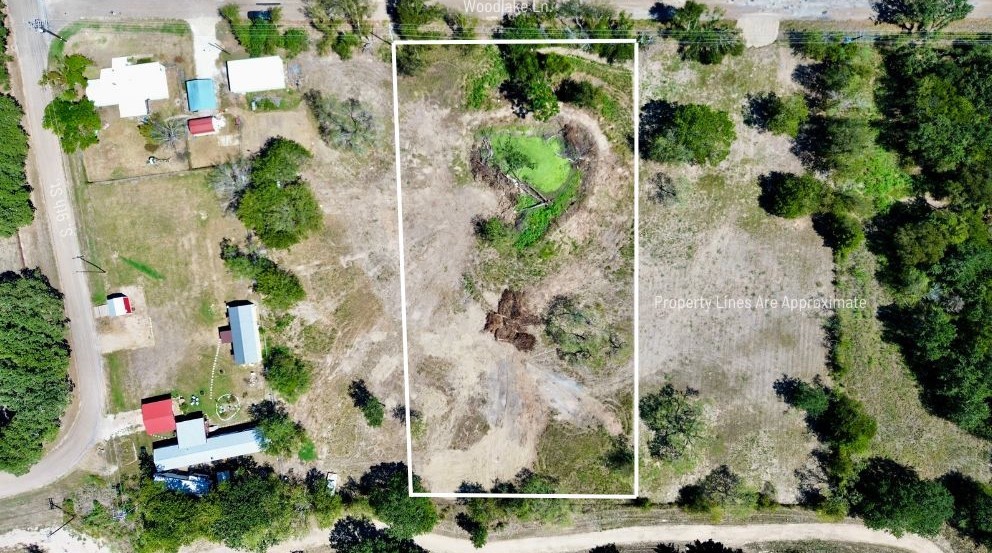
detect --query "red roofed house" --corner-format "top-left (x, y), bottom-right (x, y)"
top-left (142, 397), bottom-right (176, 435)
top-left (187, 116), bottom-right (217, 136)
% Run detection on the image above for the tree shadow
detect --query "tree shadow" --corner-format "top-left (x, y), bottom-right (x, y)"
top-left (648, 2), bottom-right (677, 23)
top-left (638, 99), bottom-right (676, 157)
top-left (755, 171), bottom-right (790, 215)
top-left (742, 92), bottom-right (775, 130)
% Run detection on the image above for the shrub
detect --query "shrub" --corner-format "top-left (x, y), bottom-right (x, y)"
top-left (304, 90), bottom-right (376, 153)
top-left (263, 346), bottom-right (313, 402)
top-left (758, 172), bottom-right (828, 219)
top-left (639, 384), bottom-right (703, 461)
top-left (667, 1), bottom-right (744, 65)
top-left (358, 463), bottom-right (439, 538)
top-left (767, 94), bottom-right (809, 137)
top-left (219, 239), bottom-right (306, 310)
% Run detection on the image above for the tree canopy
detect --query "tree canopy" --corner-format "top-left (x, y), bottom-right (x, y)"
top-left (851, 457), bottom-right (954, 536)
top-left (0, 269), bottom-right (70, 475)
top-left (872, 0), bottom-right (973, 32)
top-left (263, 346), bottom-right (312, 402)
top-left (639, 384), bottom-right (703, 461)
top-left (250, 400), bottom-right (310, 457)
top-left (641, 101), bottom-right (736, 165)
top-left (236, 137), bottom-right (323, 249)
top-left (358, 462), bottom-right (439, 539)
top-left (0, 95), bottom-right (33, 237)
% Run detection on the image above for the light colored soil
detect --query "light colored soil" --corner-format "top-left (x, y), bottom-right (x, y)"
top-left (397, 47), bottom-right (635, 492)
top-left (187, 114), bottom-right (241, 169)
top-left (96, 285), bottom-right (156, 353)
top-left (637, 42), bottom-right (833, 502)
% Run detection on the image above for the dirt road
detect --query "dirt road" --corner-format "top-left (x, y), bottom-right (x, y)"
top-left (0, 0), bottom-right (107, 499)
top-left (173, 522), bottom-right (947, 553)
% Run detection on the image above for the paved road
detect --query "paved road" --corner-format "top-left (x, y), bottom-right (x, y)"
top-left (0, 0), bottom-right (107, 499)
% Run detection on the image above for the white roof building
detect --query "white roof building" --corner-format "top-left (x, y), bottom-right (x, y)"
top-left (153, 415), bottom-right (263, 471)
top-left (85, 57), bottom-right (169, 118)
top-left (226, 56), bottom-right (286, 94)
top-left (228, 302), bottom-right (262, 365)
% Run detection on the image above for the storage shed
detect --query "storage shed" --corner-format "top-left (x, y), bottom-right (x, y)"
top-left (187, 116), bottom-right (216, 136)
top-left (185, 79), bottom-right (217, 112)
top-left (141, 397), bottom-right (176, 436)
top-left (106, 293), bottom-right (134, 317)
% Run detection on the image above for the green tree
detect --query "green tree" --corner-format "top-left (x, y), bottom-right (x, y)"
top-left (766, 94), bottom-right (809, 137)
top-left (0, 95), bottom-right (33, 237)
top-left (642, 102), bottom-right (736, 165)
top-left (263, 346), bottom-right (312, 402)
top-left (42, 98), bottom-right (101, 153)
top-left (851, 457), bottom-right (954, 536)
top-left (667, 1), bottom-right (744, 65)
top-left (329, 516), bottom-right (428, 553)
top-left (236, 138), bottom-right (323, 249)
top-left (348, 379), bottom-right (385, 427)
top-left (359, 462), bottom-right (439, 538)
top-left (304, 0), bottom-right (373, 57)
top-left (208, 469), bottom-right (309, 551)
top-left (639, 384), bottom-right (703, 461)
top-left (250, 400), bottom-right (309, 457)
top-left (40, 54), bottom-right (93, 99)
top-left (282, 28), bottom-right (310, 58)
top-left (759, 172), bottom-right (828, 219)
top-left (219, 238), bottom-right (307, 310)
top-left (0, 269), bottom-right (70, 475)
top-left (872, 0), bottom-right (973, 32)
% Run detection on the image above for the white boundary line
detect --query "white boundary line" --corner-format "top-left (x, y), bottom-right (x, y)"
top-left (392, 38), bottom-right (639, 499)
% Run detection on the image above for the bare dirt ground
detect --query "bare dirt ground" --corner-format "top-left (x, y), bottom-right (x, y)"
top-left (95, 285), bottom-right (155, 353)
top-left (637, 42), bottom-right (832, 502)
top-left (397, 46), bottom-right (635, 493)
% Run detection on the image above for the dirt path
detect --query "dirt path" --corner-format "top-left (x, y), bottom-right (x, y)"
top-left (0, 0), bottom-right (109, 499)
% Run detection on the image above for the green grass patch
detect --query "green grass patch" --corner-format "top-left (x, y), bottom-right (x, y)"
top-left (104, 352), bottom-right (131, 413)
top-left (246, 89), bottom-right (302, 112)
top-left (298, 439), bottom-right (317, 462)
top-left (514, 170), bottom-right (581, 249)
top-left (119, 256), bottom-right (165, 281)
top-left (489, 131), bottom-right (572, 194)
top-left (534, 422), bottom-right (632, 494)
top-left (465, 46), bottom-right (508, 110)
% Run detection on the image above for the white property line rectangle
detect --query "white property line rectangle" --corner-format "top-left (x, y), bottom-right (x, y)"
top-left (391, 38), bottom-right (640, 499)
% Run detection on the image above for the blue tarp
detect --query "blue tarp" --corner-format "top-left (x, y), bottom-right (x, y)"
top-left (186, 79), bottom-right (217, 112)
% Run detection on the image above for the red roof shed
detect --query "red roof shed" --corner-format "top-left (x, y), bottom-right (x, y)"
top-left (187, 116), bottom-right (215, 136)
top-left (141, 398), bottom-right (176, 435)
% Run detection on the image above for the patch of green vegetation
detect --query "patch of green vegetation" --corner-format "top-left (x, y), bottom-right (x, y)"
top-left (246, 89), bottom-right (302, 112)
top-left (514, 170), bottom-right (580, 249)
top-left (119, 256), bottom-right (165, 281)
top-left (534, 422), bottom-right (632, 494)
top-left (464, 46), bottom-right (509, 110)
top-left (0, 95), bottom-right (33, 237)
top-left (301, 323), bottom-right (337, 356)
top-left (105, 351), bottom-right (131, 413)
top-left (298, 439), bottom-right (317, 461)
top-left (489, 131), bottom-right (572, 194)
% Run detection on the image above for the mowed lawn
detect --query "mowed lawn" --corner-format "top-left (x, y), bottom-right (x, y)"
top-left (77, 172), bottom-right (258, 414)
top-left (491, 131), bottom-right (572, 194)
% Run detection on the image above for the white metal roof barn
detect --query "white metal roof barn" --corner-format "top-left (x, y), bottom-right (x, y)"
top-left (226, 56), bottom-right (286, 94)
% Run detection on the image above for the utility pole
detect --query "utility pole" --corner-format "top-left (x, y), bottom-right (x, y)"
top-left (28, 18), bottom-right (65, 42)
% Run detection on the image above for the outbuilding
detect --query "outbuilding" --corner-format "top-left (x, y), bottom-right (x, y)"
top-left (227, 301), bottom-right (262, 365)
top-left (187, 116), bottom-right (216, 136)
top-left (106, 292), bottom-right (134, 317)
top-left (141, 397), bottom-right (176, 436)
top-left (226, 56), bottom-right (286, 94)
top-left (185, 79), bottom-right (217, 112)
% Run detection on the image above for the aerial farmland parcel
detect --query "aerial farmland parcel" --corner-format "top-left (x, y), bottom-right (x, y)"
top-left (394, 42), bottom-right (637, 495)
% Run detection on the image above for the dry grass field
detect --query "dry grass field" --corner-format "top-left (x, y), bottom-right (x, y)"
top-left (397, 44), bottom-right (635, 493)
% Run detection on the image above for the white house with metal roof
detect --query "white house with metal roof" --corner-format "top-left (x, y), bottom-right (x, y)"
top-left (227, 302), bottom-right (262, 365)
top-left (226, 56), bottom-right (286, 94)
top-left (85, 57), bottom-right (169, 118)
top-left (152, 415), bottom-right (263, 471)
